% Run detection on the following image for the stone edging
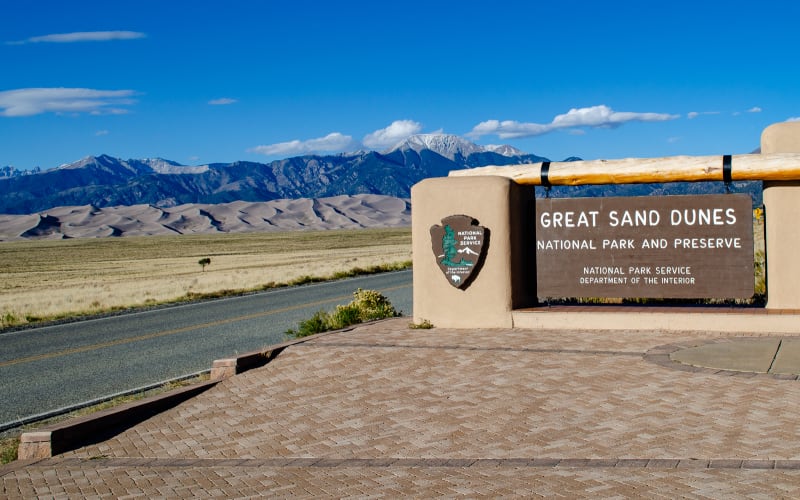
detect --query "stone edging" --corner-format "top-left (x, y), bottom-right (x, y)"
top-left (16, 381), bottom-right (218, 460)
top-left (643, 338), bottom-right (800, 381)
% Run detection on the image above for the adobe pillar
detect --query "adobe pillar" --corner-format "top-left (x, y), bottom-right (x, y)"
top-left (762, 122), bottom-right (800, 309)
top-left (411, 176), bottom-right (535, 328)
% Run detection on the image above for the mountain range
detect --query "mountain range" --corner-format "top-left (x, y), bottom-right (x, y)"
top-left (0, 133), bottom-right (761, 240)
top-left (0, 135), bottom-right (549, 215)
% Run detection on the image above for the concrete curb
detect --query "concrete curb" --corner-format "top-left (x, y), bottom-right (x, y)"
top-left (16, 321), bottom-right (375, 460)
top-left (209, 327), bottom-right (352, 380)
top-left (0, 370), bottom-right (210, 434)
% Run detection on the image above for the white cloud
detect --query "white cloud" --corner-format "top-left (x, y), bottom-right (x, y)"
top-left (0, 87), bottom-right (138, 117)
top-left (787, 117), bottom-right (800, 122)
top-left (209, 98), bottom-right (237, 105)
top-left (468, 105), bottom-right (679, 139)
top-left (362, 120), bottom-right (423, 149)
top-left (8, 31), bottom-right (146, 45)
top-left (95, 130), bottom-right (109, 136)
top-left (687, 111), bottom-right (721, 119)
top-left (468, 119), bottom-right (548, 139)
top-left (250, 119), bottom-right (428, 157)
top-left (249, 132), bottom-right (355, 156)
top-left (748, 106), bottom-right (762, 113)
top-left (551, 106), bottom-right (674, 128)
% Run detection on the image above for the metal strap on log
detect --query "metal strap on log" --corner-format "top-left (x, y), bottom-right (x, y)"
top-left (448, 153), bottom-right (800, 185)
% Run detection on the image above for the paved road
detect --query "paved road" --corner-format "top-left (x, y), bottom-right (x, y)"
top-left (0, 270), bottom-right (412, 428)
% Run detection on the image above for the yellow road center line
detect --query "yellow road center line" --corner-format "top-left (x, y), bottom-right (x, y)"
top-left (1, 283), bottom-right (411, 368)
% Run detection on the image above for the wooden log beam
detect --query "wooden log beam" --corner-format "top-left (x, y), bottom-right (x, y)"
top-left (448, 153), bottom-right (800, 185)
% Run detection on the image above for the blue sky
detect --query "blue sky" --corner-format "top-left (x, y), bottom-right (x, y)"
top-left (2, 0), bottom-right (799, 170)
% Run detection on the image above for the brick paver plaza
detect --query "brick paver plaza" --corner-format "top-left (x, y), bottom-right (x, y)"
top-left (4, 318), bottom-right (800, 497)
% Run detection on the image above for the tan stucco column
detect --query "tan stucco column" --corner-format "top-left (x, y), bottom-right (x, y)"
top-left (411, 176), bottom-right (536, 328)
top-left (762, 122), bottom-right (800, 309)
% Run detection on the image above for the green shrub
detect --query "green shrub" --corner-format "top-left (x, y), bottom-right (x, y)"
top-left (286, 288), bottom-right (398, 338)
top-left (350, 288), bottom-right (398, 322)
top-left (1, 437), bottom-right (19, 464)
top-left (409, 318), bottom-right (434, 329)
top-left (329, 304), bottom-right (362, 330)
top-left (286, 310), bottom-right (331, 338)
top-left (754, 250), bottom-right (766, 297)
top-left (1, 311), bottom-right (19, 328)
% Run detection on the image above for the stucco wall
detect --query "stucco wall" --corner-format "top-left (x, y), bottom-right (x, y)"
top-left (411, 176), bottom-right (535, 328)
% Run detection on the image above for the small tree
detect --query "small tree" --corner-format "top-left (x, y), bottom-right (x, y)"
top-left (198, 257), bottom-right (211, 272)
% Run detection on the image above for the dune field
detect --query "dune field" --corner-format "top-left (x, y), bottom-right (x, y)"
top-left (0, 194), bottom-right (410, 241)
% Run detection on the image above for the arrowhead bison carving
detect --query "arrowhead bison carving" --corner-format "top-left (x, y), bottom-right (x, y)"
top-left (429, 215), bottom-right (489, 289)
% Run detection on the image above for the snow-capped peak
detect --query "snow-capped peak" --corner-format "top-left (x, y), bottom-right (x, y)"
top-left (484, 144), bottom-right (527, 157)
top-left (57, 155), bottom-right (105, 170)
top-left (141, 158), bottom-right (209, 174)
top-left (386, 134), bottom-right (526, 160)
top-left (54, 156), bottom-right (209, 174)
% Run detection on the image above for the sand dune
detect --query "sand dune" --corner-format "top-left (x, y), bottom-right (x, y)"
top-left (0, 195), bottom-right (411, 241)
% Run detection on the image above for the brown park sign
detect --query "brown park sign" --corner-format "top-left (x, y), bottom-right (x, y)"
top-left (535, 194), bottom-right (754, 299)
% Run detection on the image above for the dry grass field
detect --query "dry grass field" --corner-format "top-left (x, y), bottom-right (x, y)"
top-left (0, 214), bottom-right (767, 328)
top-left (0, 228), bottom-right (411, 327)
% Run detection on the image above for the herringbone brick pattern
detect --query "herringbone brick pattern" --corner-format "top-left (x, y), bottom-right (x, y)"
top-left (4, 461), bottom-right (800, 498)
top-left (4, 318), bottom-right (800, 497)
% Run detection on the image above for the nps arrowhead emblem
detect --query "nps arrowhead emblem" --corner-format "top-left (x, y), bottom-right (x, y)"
top-left (430, 215), bottom-right (489, 289)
